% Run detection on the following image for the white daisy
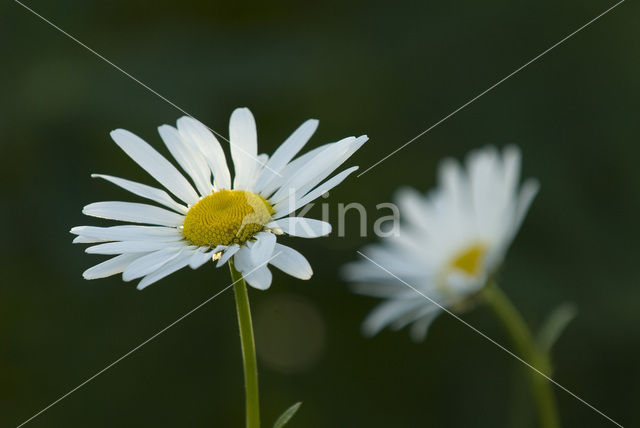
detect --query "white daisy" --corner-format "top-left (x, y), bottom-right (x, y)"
top-left (72, 108), bottom-right (367, 290)
top-left (343, 146), bottom-right (538, 341)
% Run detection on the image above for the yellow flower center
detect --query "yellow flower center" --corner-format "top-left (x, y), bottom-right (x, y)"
top-left (450, 243), bottom-right (488, 276)
top-left (182, 189), bottom-right (274, 247)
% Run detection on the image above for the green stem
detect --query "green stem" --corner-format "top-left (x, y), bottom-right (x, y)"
top-left (482, 282), bottom-right (560, 428)
top-left (229, 262), bottom-right (260, 428)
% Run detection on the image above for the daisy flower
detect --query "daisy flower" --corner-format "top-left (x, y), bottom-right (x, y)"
top-left (343, 146), bottom-right (538, 341)
top-left (72, 108), bottom-right (367, 290)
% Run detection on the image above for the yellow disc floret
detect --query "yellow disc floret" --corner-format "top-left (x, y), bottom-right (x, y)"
top-left (182, 189), bottom-right (274, 247)
top-left (450, 243), bottom-right (488, 277)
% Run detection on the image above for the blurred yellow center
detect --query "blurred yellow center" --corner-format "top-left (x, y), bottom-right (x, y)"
top-left (182, 189), bottom-right (274, 247)
top-left (450, 244), bottom-right (487, 276)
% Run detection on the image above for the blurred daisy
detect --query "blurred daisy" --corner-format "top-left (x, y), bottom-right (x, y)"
top-left (72, 108), bottom-right (367, 290)
top-left (343, 146), bottom-right (538, 341)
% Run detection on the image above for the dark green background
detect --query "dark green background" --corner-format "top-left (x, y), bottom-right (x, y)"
top-left (2, 1), bottom-right (638, 427)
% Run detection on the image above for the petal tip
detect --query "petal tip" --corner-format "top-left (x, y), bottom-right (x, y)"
top-left (109, 128), bottom-right (126, 139)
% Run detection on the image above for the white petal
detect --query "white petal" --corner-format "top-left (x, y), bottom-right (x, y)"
top-left (217, 244), bottom-right (239, 267)
top-left (122, 247), bottom-right (185, 281)
top-left (286, 135), bottom-right (367, 203)
top-left (83, 253), bottom-right (143, 280)
top-left (91, 174), bottom-right (187, 214)
top-left (189, 248), bottom-right (214, 269)
top-left (177, 116), bottom-right (231, 190)
top-left (269, 137), bottom-right (352, 204)
top-left (83, 202), bottom-right (184, 227)
top-left (343, 259), bottom-right (426, 286)
top-left (253, 119), bottom-right (318, 193)
top-left (269, 243), bottom-right (312, 280)
top-left (362, 299), bottom-right (426, 337)
top-left (269, 135), bottom-right (367, 207)
top-left (409, 311), bottom-right (441, 342)
top-left (389, 303), bottom-right (439, 331)
top-left (110, 129), bottom-right (199, 204)
top-left (136, 250), bottom-right (194, 290)
top-left (158, 125), bottom-right (213, 197)
top-left (267, 217), bottom-right (331, 238)
top-left (243, 265), bottom-right (273, 290)
top-left (502, 145), bottom-right (522, 200)
top-left (229, 108), bottom-right (258, 190)
top-left (70, 225), bottom-right (182, 243)
top-left (86, 241), bottom-right (182, 255)
top-left (73, 236), bottom-right (98, 244)
top-left (394, 187), bottom-right (431, 229)
top-left (249, 232), bottom-right (276, 267)
top-left (272, 166), bottom-right (359, 219)
top-left (247, 153), bottom-right (269, 190)
top-left (467, 146), bottom-right (500, 234)
top-left (358, 244), bottom-right (434, 278)
top-left (438, 158), bottom-right (469, 216)
top-left (233, 244), bottom-right (256, 274)
top-left (259, 143), bottom-right (330, 198)
top-left (344, 246), bottom-right (423, 284)
top-left (512, 178), bottom-right (539, 237)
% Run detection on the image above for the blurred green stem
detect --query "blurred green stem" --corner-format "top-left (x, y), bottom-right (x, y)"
top-left (483, 282), bottom-right (560, 428)
top-left (229, 262), bottom-right (260, 428)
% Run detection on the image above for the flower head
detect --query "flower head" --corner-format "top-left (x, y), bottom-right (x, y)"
top-left (72, 108), bottom-right (367, 290)
top-left (343, 146), bottom-right (538, 341)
